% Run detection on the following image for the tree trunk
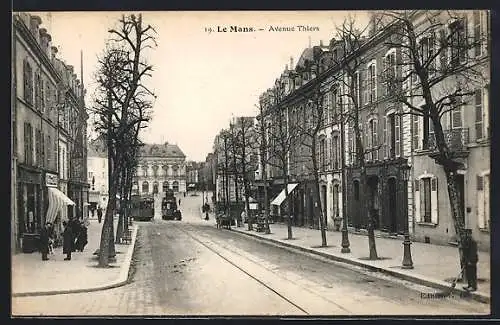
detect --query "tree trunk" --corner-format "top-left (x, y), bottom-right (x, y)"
top-left (99, 167), bottom-right (118, 266)
top-left (431, 114), bottom-right (467, 277)
top-left (311, 136), bottom-right (327, 247)
top-left (115, 169), bottom-right (125, 244)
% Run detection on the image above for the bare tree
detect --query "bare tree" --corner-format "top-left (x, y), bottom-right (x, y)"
top-left (266, 83), bottom-right (302, 239)
top-left (379, 10), bottom-right (489, 270)
top-left (255, 101), bottom-right (272, 234)
top-left (296, 79), bottom-right (328, 247)
top-left (331, 17), bottom-right (381, 259)
top-left (92, 14), bottom-right (156, 267)
top-left (230, 117), bottom-right (259, 231)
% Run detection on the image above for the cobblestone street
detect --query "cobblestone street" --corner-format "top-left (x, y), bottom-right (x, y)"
top-left (12, 195), bottom-right (490, 316)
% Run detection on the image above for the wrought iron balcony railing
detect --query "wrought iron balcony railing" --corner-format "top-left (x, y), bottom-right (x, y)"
top-left (426, 127), bottom-right (470, 153)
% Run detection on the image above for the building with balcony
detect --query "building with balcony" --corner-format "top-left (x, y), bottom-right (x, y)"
top-left (406, 10), bottom-right (490, 250)
top-left (255, 10), bottom-right (490, 250)
top-left (132, 142), bottom-right (187, 199)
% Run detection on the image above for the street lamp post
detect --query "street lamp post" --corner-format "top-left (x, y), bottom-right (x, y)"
top-left (401, 164), bottom-right (414, 269)
top-left (340, 107), bottom-right (351, 253)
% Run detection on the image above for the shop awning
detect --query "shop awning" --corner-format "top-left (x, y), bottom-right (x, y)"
top-left (45, 187), bottom-right (76, 223)
top-left (270, 183), bottom-right (298, 206)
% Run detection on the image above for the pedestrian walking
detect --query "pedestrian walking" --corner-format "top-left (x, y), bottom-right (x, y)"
top-left (75, 220), bottom-right (88, 252)
top-left (97, 206), bottom-right (103, 223)
top-left (178, 199), bottom-right (181, 206)
top-left (39, 222), bottom-right (50, 261)
top-left (62, 221), bottom-right (73, 260)
top-left (462, 229), bottom-right (478, 292)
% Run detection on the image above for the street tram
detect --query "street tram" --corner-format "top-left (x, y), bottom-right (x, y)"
top-left (162, 189), bottom-right (182, 220)
top-left (131, 194), bottom-right (154, 221)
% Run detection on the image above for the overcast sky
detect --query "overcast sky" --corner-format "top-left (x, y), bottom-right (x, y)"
top-left (33, 11), bottom-right (370, 161)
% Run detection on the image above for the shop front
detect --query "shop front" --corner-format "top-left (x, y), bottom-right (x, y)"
top-left (45, 172), bottom-right (76, 246)
top-left (17, 165), bottom-right (42, 253)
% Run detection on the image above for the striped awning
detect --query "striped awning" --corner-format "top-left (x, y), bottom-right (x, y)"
top-left (45, 187), bottom-right (76, 223)
top-left (270, 183), bottom-right (298, 206)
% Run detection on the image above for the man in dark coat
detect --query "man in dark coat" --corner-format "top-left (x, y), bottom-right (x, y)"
top-left (97, 206), bottom-right (103, 224)
top-left (62, 221), bottom-right (73, 260)
top-left (462, 229), bottom-right (479, 292)
top-left (39, 222), bottom-right (50, 261)
top-left (75, 221), bottom-right (88, 252)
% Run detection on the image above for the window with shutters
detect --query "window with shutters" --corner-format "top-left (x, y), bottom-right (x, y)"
top-left (24, 122), bottom-right (33, 165)
top-left (384, 50), bottom-right (397, 96)
top-left (40, 132), bottom-right (45, 167)
top-left (23, 60), bottom-right (33, 105)
top-left (368, 62), bottom-right (377, 103)
top-left (361, 69), bottom-right (368, 106)
top-left (330, 88), bottom-right (338, 121)
top-left (35, 73), bottom-right (41, 111)
top-left (388, 113), bottom-right (400, 158)
top-left (477, 173), bottom-right (490, 231)
top-left (354, 72), bottom-right (361, 107)
top-left (35, 129), bottom-right (40, 167)
top-left (40, 79), bottom-right (45, 114)
top-left (419, 34), bottom-right (436, 76)
top-left (412, 114), bottom-right (420, 150)
top-left (474, 88), bottom-right (484, 140)
top-left (421, 178), bottom-right (432, 223)
top-left (439, 29), bottom-right (448, 73)
top-left (415, 175), bottom-right (439, 224)
top-left (450, 98), bottom-right (463, 129)
top-left (319, 137), bottom-right (326, 172)
top-left (369, 119), bottom-right (378, 161)
top-left (323, 94), bottom-right (329, 126)
top-left (332, 133), bottom-right (340, 170)
top-left (473, 11), bottom-right (483, 57)
top-left (449, 18), bottom-right (467, 67)
top-left (349, 125), bottom-right (356, 165)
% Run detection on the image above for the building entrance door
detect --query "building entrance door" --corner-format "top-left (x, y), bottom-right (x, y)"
top-left (387, 178), bottom-right (397, 233)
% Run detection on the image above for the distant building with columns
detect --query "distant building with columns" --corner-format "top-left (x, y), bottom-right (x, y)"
top-left (133, 142), bottom-right (187, 198)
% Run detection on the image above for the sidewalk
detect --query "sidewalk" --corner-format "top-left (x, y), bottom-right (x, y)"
top-left (12, 218), bottom-right (138, 297)
top-left (203, 207), bottom-right (490, 304)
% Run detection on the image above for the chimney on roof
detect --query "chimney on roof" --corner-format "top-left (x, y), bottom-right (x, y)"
top-left (29, 15), bottom-right (42, 43)
top-left (50, 46), bottom-right (58, 61)
top-left (320, 40), bottom-right (323, 47)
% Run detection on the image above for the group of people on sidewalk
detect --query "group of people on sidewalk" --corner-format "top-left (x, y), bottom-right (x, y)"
top-left (39, 218), bottom-right (89, 261)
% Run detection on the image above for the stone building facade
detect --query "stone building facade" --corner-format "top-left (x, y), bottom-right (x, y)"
top-left (133, 143), bottom-right (187, 198)
top-left (12, 13), bottom-right (88, 252)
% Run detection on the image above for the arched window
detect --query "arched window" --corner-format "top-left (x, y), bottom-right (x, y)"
top-left (172, 165), bottom-right (179, 176)
top-left (142, 181), bottom-right (149, 194)
top-left (173, 181), bottom-right (179, 192)
top-left (163, 181), bottom-right (169, 192)
top-left (132, 181), bottom-right (139, 194)
top-left (153, 181), bottom-right (159, 194)
top-left (152, 165), bottom-right (158, 177)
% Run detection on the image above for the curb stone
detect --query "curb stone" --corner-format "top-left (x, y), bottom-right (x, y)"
top-left (12, 225), bottom-right (139, 298)
top-left (230, 227), bottom-right (490, 305)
